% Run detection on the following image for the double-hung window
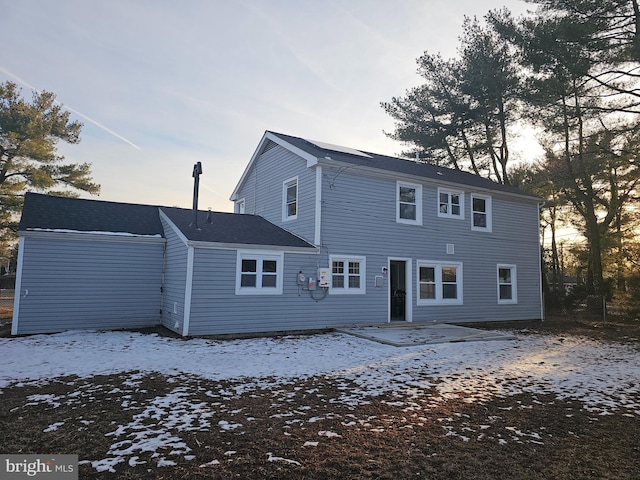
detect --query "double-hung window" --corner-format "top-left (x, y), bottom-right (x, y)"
top-left (397, 181), bottom-right (422, 225)
top-left (417, 261), bottom-right (463, 305)
top-left (283, 177), bottom-right (298, 221)
top-left (438, 188), bottom-right (464, 219)
top-left (497, 264), bottom-right (517, 304)
top-left (330, 255), bottom-right (366, 294)
top-left (471, 194), bottom-right (492, 231)
top-left (236, 250), bottom-right (284, 295)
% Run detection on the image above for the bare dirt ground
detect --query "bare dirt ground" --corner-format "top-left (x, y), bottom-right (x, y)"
top-left (1, 314), bottom-right (639, 479)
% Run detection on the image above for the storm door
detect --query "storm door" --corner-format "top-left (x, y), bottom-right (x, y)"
top-left (390, 260), bottom-right (407, 321)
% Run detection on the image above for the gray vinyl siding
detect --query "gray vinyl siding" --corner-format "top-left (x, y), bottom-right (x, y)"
top-left (319, 164), bottom-right (542, 324)
top-left (14, 234), bottom-right (164, 334)
top-left (186, 248), bottom-right (388, 336)
top-left (235, 145), bottom-right (316, 243)
top-left (159, 217), bottom-right (188, 334)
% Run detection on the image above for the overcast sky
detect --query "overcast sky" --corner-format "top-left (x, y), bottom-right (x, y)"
top-left (1, 0), bottom-right (538, 212)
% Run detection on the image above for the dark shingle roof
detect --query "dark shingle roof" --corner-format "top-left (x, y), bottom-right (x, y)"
top-left (160, 207), bottom-right (315, 249)
top-left (19, 192), bottom-right (163, 236)
top-left (19, 193), bottom-right (316, 250)
top-left (268, 131), bottom-right (541, 200)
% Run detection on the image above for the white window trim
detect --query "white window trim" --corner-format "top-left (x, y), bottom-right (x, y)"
top-left (471, 193), bottom-right (492, 232)
top-left (235, 198), bottom-right (246, 214)
top-left (329, 255), bottom-right (366, 295)
top-left (497, 264), bottom-right (518, 304)
top-left (416, 260), bottom-right (463, 305)
top-left (396, 181), bottom-right (422, 225)
top-left (282, 176), bottom-right (298, 221)
top-left (235, 250), bottom-right (284, 295)
top-left (437, 188), bottom-right (465, 219)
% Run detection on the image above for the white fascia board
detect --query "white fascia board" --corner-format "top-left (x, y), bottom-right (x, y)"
top-left (183, 245), bottom-right (194, 337)
top-left (186, 240), bottom-right (319, 254)
top-left (158, 210), bottom-right (189, 246)
top-left (230, 131), bottom-right (318, 201)
top-left (19, 229), bottom-right (165, 244)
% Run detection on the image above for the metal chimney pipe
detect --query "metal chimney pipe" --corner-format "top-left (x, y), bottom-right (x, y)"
top-left (192, 161), bottom-right (203, 229)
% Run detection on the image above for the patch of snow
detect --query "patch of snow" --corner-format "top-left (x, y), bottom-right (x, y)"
top-left (267, 453), bottom-right (301, 466)
top-left (43, 421), bottom-right (64, 432)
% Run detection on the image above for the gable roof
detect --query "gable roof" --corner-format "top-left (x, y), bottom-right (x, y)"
top-left (159, 207), bottom-right (316, 250)
top-left (19, 192), bottom-right (164, 236)
top-left (19, 193), bottom-right (317, 251)
top-left (231, 131), bottom-right (541, 201)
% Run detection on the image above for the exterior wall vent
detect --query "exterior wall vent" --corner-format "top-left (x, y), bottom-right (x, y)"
top-left (446, 244), bottom-right (455, 255)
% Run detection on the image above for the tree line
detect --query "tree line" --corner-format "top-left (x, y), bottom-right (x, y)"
top-left (383, 0), bottom-right (640, 311)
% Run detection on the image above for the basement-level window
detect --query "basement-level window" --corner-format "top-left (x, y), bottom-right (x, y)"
top-left (236, 250), bottom-right (284, 295)
top-left (417, 261), bottom-right (463, 305)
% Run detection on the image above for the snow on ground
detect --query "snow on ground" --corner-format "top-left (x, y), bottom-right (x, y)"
top-left (1, 329), bottom-right (639, 471)
top-left (2, 330), bottom-right (639, 414)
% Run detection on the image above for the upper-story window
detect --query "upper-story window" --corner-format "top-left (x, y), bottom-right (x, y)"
top-left (283, 177), bottom-right (298, 221)
top-left (438, 188), bottom-right (464, 219)
top-left (471, 194), bottom-right (492, 231)
top-left (397, 181), bottom-right (422, 225)
top-left (235, 198), bottom-right (246, 214)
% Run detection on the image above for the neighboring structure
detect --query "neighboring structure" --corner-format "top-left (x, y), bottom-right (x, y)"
top-left (12, 131), bottom-right (544, 336)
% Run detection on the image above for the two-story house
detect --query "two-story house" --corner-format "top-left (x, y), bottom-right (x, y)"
top-left (11, 131), bottom-right (543, 336)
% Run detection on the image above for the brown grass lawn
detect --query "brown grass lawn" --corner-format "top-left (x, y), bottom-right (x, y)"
top-left (1, 315), bottom-right (639, 479)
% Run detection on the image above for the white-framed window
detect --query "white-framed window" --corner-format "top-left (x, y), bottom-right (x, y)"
top-left (417, 260), bottom-right (463, 305)
top-left (497, 264), bottom-right (517, 304)
top-left (396, 181), bottom-right (422, 225)
top-left (235, 198), bottom-right (246, 214)
top-left (282, 177), bottom-right (298, 221)
top-left (471, 194), bottom-right (492, 231)
top-left (330, 255), bottom-right (366, 294)
top-left (235, 250), bottom-right (284, 295)
top-left (438, 188), bottom-right (464, 219)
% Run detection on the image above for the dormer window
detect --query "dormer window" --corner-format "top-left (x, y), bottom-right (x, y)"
top-left (283, 177), bottom-right (298, 221)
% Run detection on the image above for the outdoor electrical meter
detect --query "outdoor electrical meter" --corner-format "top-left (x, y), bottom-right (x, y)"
top-left (317, 268), bottom-right (331, 288)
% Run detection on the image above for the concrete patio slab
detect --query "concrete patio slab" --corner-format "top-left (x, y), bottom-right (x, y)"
top-left (335, 323), bottom-right (517, 347)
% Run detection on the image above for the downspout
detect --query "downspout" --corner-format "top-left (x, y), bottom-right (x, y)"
top-left (314, 165), bottom-right (322, 246)
top-left (11, 237), bottom-right (25, 335)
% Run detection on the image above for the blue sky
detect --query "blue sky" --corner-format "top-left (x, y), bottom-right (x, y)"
top-left (1, 0), bottom-right (537, 212)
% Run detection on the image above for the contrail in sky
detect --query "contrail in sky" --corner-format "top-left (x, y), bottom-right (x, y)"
top-left (0, 66), bottom-right (141, 150)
